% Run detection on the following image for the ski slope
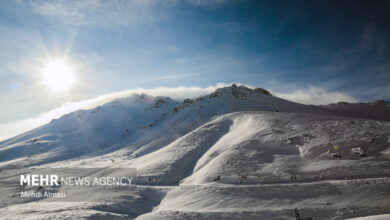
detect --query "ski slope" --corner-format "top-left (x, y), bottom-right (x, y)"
top-left (0, 85), bottom-right (389, 219)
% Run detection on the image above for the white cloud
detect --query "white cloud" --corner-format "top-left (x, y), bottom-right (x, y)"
top-left (26, 0), bottom-right (169, 28)
top-left (272, 86), bottom-right (358, 105)
top-left (24, 0), bottom-right (229, 28)
top-left (187, 0), bottom-right (226, 6)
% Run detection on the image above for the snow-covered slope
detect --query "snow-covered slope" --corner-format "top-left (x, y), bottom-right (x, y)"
top-left (135, 112), bottom-right (390, 219)
top-left (0, 94), bottom-right (178, 167)
top-left (0, 85), bottom-right (331, 168)
top-left (0, 85), bottom-right (389, 220)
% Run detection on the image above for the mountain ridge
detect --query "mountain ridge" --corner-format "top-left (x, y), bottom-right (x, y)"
top-left (1, 85), bottom-right (389, 163)
top-left (0, 85), bottom-right (390, 219)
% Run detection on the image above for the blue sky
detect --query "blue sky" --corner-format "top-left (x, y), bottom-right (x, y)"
top-left (1, 0), bottom-right (390, 139)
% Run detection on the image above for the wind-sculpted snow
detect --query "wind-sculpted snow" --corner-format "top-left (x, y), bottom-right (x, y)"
top-left (182, 112), bottom-right (390, 185)
top-left (0, 85), bottom-right (390, 219)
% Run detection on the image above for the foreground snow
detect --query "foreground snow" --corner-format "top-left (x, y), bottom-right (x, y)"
top-left (0, 85), bottom-right (389, 219)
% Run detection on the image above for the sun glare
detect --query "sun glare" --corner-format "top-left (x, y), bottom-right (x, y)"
top-left (42, 60), bottom-right (75, 92)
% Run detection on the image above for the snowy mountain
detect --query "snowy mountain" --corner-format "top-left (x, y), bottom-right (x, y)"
top-left (0, 85), bottom-right (390, 219)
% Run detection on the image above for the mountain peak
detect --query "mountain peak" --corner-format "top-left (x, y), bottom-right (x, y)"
top-left (210, 84), bottom-right (272, 100)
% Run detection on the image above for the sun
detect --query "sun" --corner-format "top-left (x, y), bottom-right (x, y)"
top-left (42, 60), bottom-right (75, 92)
